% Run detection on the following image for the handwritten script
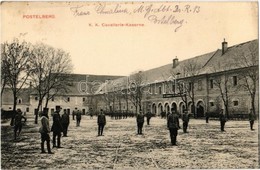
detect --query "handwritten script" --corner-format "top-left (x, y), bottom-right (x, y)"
top-left (70, 3), bottom-right (201, 32)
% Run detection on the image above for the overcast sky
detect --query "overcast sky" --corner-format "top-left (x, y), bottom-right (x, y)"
top-left (2, 2), bottom-right (258, 76)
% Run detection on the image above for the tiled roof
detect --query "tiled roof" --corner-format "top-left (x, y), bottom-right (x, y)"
top-left (1, 88), bottom-right (30, 105)
top-left (98, 39), bottom-right (258, 92)
top-left (201, 39), bottom-right (258, 74)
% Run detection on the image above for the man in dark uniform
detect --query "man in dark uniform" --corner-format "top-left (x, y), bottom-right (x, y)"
top-left (72, 107), bottom-right (77, 120)
top-left (13, 109), bottom-right (27, 140)
top-left (249, 108), bottom-right (256, 130)
top-left (146, 110), bottom-right (152, 125)
top-left (61, 109), bottom-right (70, 137)
top-left (182, 110), bottom-right (189, 133)
top-left (136, 110), bottom-right (145, 135)
top-left (76, 109), bottom-right (82, 127)
top-left (51, 107), bottom-right (63, 148)
top-left (205, 112), bottom-right (209, 123)
top-left (167, 108), bottom-right (180, 146)
top-left (97, 109), bottom-right (106, 136)
top-left (219, 109), bottom-right (227, 132)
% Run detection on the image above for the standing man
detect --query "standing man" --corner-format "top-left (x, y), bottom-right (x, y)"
top-left (13, 109), bottom-right (27, 140)
top-left (136, 110), bottom-right (145, 135)
top-left (167, 108), bottom-right (180, 146)
top-left (182, 110), bottom-right (189, 133)
top-left (72, 108), bottom-right (77, 120)
top-left (61, 109), bottom-right (70, 137)
top-left (76, 109), bottom-right (82, 127)
top-left (97, 109), bottom-right (106, 136)
top-left (219, 109), bottom-right (227, 132)
top-left (249, 108), bottom-right (256, 130)
top-left (205, 112), bottom-right (209, 123)
top-left (89, 108), bottom-right (93, 119)
top-left (39, 109), bottom-right (53, 154)
top-left (51, 107), bottom-right (63, 148)
top-left (146, 110), bottom-right (152, 125)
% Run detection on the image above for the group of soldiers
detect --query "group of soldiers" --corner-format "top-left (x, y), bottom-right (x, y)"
top-left (9, 106), bottom-right (257, 153)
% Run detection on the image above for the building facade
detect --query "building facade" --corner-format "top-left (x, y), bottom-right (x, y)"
top-left (2, 39), bottom-right (258, 118)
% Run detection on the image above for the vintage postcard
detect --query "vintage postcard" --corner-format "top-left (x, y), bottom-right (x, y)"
top-left (1, 1), bottom-right (259, 169)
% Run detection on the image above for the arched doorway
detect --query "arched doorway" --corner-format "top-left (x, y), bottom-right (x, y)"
top-left (171, 102), bottom-right (177, 113)
top-left (196, 101), bottom-right (205, 117)
top-left (179, 102), bottom-right (186, 114)
top-left (152, 103), bottom-right (157, 115)
top-left (164, 103), bottom-right (170, 113)
top-left (158, 103), bottom-right (163, 114)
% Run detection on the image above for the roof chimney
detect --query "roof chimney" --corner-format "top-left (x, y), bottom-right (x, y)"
top-left (222, 38), bottom-right (228, 55)
top-left (172, 56), bottom-right (179, 68)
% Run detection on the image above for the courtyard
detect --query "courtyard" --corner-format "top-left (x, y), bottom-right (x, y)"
top-left (1, 115), bottom-right (259, 169)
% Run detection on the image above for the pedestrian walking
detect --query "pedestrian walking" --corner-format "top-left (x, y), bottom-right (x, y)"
top-left (61, 109), bottom-right (70, 137)
top-left (76, 109), bottom-right (82, 127)
top-left (249, 108), bottom-right (256, 130)
top-left (13, 109), bottom-right (27, 140)
top-left (136, 110), bottom-right (145, 135)
top-left (97, 109), bottom-right (106, 136)
top-left (39, 110), bottom-right (53, 154)
top-left (182, 110), bottom-right (189, 133)
top-left (167, 108), bottom-right (180, 146)
top-left (219, 109), bottom-right (227, 132)
top-left (51, 107), bottom-right (63, 148)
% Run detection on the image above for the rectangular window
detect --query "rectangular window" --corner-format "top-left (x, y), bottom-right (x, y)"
top-left (67, 97), bottom-right (70, 102)
top-left (35, 96), bottom-right (38, 101)
top-left (198, 80), bottom-right (202, 90)
top-left (210, 102), bottom-right (214, 107)
top-left (189, 82), bottom-right (193, 91)
top-left (83, 97), bottom-right (85, 102)
top-left (233, 76), bottom-right (238, 86)
top-left (233, 101), bottom-right (239, 106)
top-left (51, 108), bottom-right (55, 114)
top-left (51, 97), bottom-right (55, 102)
top-left (172, 83), bottom-right (176, 94)
top-left (158, 86), bottom-right (162, 94)
top-left (210, 79), bottom-right (214, 89)
top-left (26, 107), bottom-right (29, 112)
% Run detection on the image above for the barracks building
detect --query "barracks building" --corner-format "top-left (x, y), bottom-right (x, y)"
top-left (1, 39), bottom-right (258, 117)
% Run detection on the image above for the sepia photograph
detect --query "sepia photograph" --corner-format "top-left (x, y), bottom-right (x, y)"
top-left (1, 1), bottom-right (259, 169)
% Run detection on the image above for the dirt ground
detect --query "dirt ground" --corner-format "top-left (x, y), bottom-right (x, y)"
top-left (1, 115), bottom-right (259, 169)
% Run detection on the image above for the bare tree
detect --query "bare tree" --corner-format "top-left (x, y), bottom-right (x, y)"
top-left (129, 71), bottom-right (145, 113)
top-left (236, 41), bottom-right (259, 115)
top-left (29, 43), bottom-right (73, 123)
top-left (170, 59), bottom-right (202, 117)
top-left (211, 62), bottom-right (232, 119)
top-left (1, 39), bottom-right (32, 111)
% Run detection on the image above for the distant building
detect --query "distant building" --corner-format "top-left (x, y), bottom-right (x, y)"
top-left (95, 39), bottom-right (259, 117)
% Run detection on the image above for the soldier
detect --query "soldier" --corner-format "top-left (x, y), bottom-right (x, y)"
top-left (51, 107), bottom-right (63, 148)
top-left (136, 110), bottom-right (145, 135)
top-left (61, 109), bottom-right (70, 137)
top-left (249, 108), bottom-right (256, 130)
top-left (205, 112), bottom-right (209, 123)
top-left (39, 109), bottom-right (53, 154)
top-left (89, 108), bottom-right (93, 119)
top-left (72, 107), bottom-right (77, 120)
top-left (13, 109), bottom-right (27, 140)
top-left (182, 110), bottom-right (189, 133)
top-left (219, 109), bottom-right (227, 132)
top-left (146, 110), bottom-right (152, 125)
top-left (97, 109), bottom-right (106, 136)
top-left (76, 109), bottom-right (82, 127)
top-left (167, 108), bottom-right (180, 146)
